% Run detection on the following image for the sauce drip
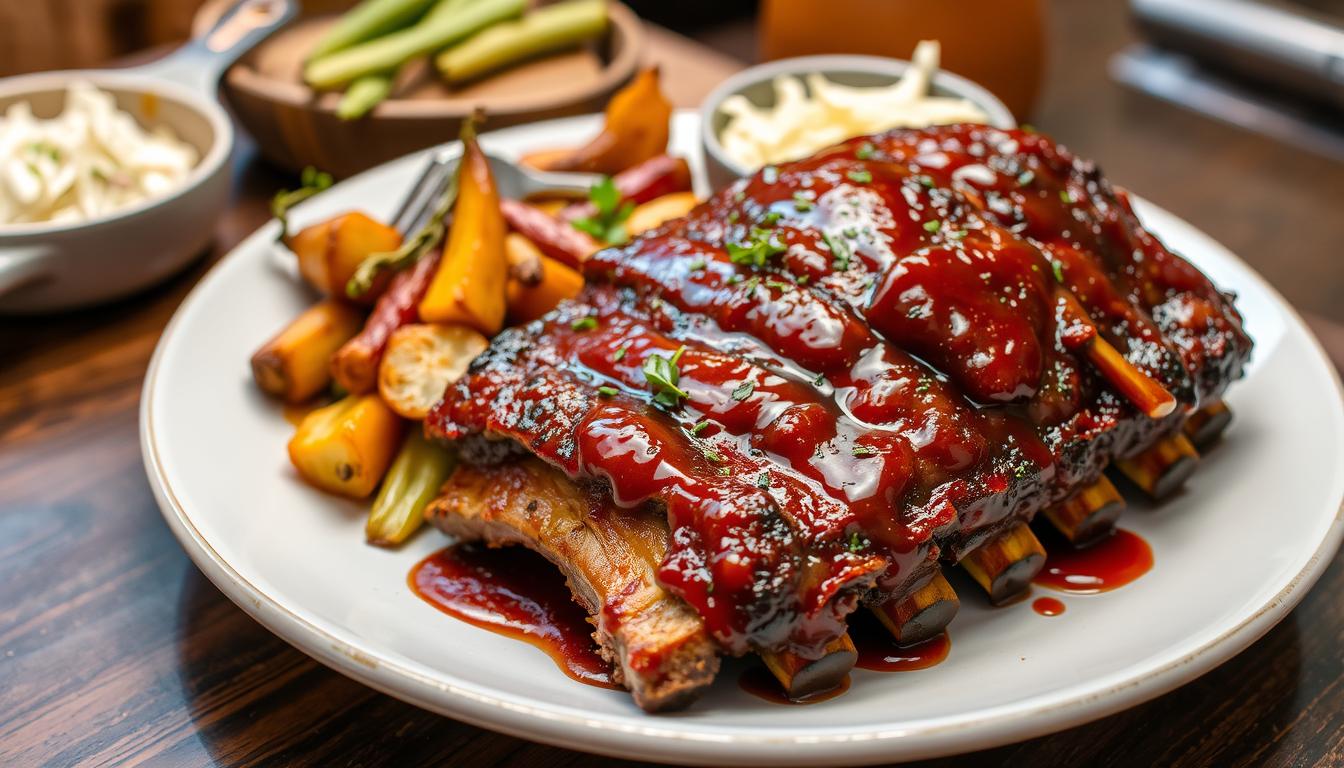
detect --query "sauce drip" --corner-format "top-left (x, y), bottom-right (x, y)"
top-left (737, 665), bottom-right (852, 705)
top-left (409, 543), bottom-right (619, 690)
top-left (1032, 596), bottom-right (1066, 616)
top-left (852, 619), bottom-right (951, 672)
top-left (1034, 528), bottom-right (1153, 594)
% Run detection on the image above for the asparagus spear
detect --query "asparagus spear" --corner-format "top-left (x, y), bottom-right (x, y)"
top-left (366, 428), bottom-right (456, 546)
top-left (337, 73), bottom-right (394, 120)
top-left (435, 0), bottom-right (608, 85)
top-left (309, 0), bottom-right (439, 61)
top-left (305, 0), bottom-right (526, 89)
top-left (333, 0), bottom-right (479, 120)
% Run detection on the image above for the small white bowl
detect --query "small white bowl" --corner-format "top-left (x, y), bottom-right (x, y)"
top-left (0, 72), bottom-right (233, 313)
top-left (699, 54), bottom-right (1018, 190)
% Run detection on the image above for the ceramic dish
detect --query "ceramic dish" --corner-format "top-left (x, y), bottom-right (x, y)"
top-left (698, 54), bottom-right (1017, 189)
top-left (0, 0), bottom-right (294, 313)
top-left (194, 0), bottom-right (643, 178)
top-left (140, 111), bottom-right (1344, 765)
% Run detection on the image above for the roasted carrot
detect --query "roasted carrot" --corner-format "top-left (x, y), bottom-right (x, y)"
top-left (291, 211), bottom-right (403, 302)
top-left (522, 67), bottom-right (672, 175)
top-left (251, 299), bottom-right (364, 403)
top-left (506, 252), bottom-right (584, 323)
top-left (500, 198), bottom-right (598, 269)
top-left (331, 249), bottom-right (442, 394)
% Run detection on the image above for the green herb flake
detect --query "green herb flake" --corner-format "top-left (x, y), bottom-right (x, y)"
top-left (763, 210), bottom-right (783, 225)
top-left (597, 385), bottom-right (619, 397)
top-left (571, 316), bottom-right (598, 331)
top-left (756, 472), bottom-right (771, 490)
top-left (726, 228), bottom-right (787, 268)
top-left (915, 377), bottom-right (932, 394)
top-left (643, 346), bottom-right (690, 407)
top-left (848, 531), bottom-right (865, 552)
top-left (571, 177), bottom-right (635, 245)
top-left (846, 169), bottom-right (873, 184)
top-left (1058, 189), bottom-right (1076, 205)
top-left (855, 142), bottom-right (876, 160)
top-left (1051, 260), bottom-right (1065, 284)
top-left (824, 232), bottom-right (852, 271)
top-left (923, 219), bottom-right (942, 233)
top-left (732, 380), bottom-right (755, 401)
top-left (764, 279), bottom-right (793, 292)
top-left (612, 345), bottom-right (628, 362)
top-left (852, 444), bottom-right (878, 457)
top-left (792, 192), bottom-right (815, 212)
top-left (690, 420), bottom-right (710, 435)
top-left (689, 258), bottom-right (707, 271)
top-left (919, 175), bottom-right (935, 188)
top-left (702, 446), bottom-right (725, 463)
top-left (1017, 170), bottom-right (1035, 187)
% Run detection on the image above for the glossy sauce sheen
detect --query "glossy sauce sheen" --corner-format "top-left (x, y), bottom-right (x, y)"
top-left (430, 125), bottom-right (1250, 659)
top-left (1034, 528), bottom-right (1153, 594)
top-left (409, 544), bottom-right (619, 689)
top-left (853, 629), bottom-right (951, 672)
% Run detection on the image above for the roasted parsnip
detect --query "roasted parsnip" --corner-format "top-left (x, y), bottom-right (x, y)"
top-left (251, 299), bottom-right (364, 403)
top-left (288, 394), bottom-right (405, 498)
top-left (522, 67), bottom-right (672, 175)
top-left (418, 122), bottom-right (509, 334)
top-left (378, 323), bottom-right (489, 419)
top-left (626, 191), bottom-right (699, 236)
top-left (366, 428), bottom-right (456, 546)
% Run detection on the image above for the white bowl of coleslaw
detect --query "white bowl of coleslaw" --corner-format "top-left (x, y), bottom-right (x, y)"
top-left (0, 72), bottom-right (232, 313)
top-left (699, 44), bottom-right (1017, 190)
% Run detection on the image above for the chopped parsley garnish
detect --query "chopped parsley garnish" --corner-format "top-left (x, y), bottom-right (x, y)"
top-left (949, 229), bottom-right (969, 240)
top-left (570, 316), bottom-right (598, 331)
top-left (915, 377), bottom-right (932, 393)
top-left (571, 176), bottom-right (635, 245)
top-left (1051, 260), bottom-right (1065, 284)
top-left (764, 279), bottom-right (793, 292)
top-left (1058, 189), bottom-right (1076, 205)
top-left (763, 210), bottom-right (783, 225)
top-left (855, 142), bottom-right (876, 160)
top-left (732, 380), bottom-right (755, 401)
top-left (689, 258), bottom-right (707, 271)
top-left (846, 169), bottom-right (873, 184)
top-left (848, 531), bottom-right (865, 552)
top-left (756, 472), bottom-right (771, 489)
top-left (690, 420), bottom-right (710, 435)
top-left (923, 219), bottom-right (942, 233)
top-left (612, 344), bottom-right (628, 362)
top-left (597, 385), bottom-right (619, 397)
top-left (918, 175), bottom-right (935, 188)
top-left (796, 274), bottom-right (810, 285)
top-left (823, 232), bottom-right (852, 270)
top-left (1017, 170), bottom-right (1035, 187)
top-left (702, 446), bottom-right (726, 463)
top-left (728, 210), bottom-right (740, 223)
top-left (643, 346), bottom-right (689, 407)
top-left (852, 444), bottom-right (878, 457)
top-left (792, 191), bottom-right (815, 211)
top-left (726, 228), bottom-right (787, 268)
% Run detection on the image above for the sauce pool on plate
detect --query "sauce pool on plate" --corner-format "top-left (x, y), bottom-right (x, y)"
top-left (1034, 528), bottom-right (1153, 594)
top-left (410, 543), bottom-right (619, 690)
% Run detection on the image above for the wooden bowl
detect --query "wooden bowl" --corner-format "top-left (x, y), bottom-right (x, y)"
top-left (193, 1), bottom-right (642, 178)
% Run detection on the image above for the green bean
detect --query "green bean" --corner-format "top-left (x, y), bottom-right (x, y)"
top-left (309, 0), bottom-right (439, 61)
top-left (305, 0), bottom-right (525, 89)
top-left (435, 0), bottom-right (608, 85)
top-left (337, 74), bottom-right (394, 120)
top-left (366, 428), bottom-right (456, 546)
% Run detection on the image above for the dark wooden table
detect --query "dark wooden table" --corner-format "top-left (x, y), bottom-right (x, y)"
top-left (3, 2), bottom-right (1343, 765)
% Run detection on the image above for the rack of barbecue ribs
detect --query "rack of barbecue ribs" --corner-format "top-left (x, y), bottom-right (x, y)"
top-left (423, 124), bottom-right (1253, 711)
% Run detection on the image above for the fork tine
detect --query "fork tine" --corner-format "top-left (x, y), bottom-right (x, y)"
top-left (392, 153), bottom-right (457, 235)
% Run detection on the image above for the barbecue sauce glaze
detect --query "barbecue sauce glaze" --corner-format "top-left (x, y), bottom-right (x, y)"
top-left (430, 124), bottom-right (1249, 661)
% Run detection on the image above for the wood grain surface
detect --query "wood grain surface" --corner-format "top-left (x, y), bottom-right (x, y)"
top-left (2, 3), bottom-right (1343, 766)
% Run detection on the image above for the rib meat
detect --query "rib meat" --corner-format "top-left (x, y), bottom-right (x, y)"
top-left (425, 458), bottom-right (720, 712)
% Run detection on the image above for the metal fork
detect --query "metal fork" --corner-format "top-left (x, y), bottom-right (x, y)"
top-left (391, 146), bottom-right (602, 236)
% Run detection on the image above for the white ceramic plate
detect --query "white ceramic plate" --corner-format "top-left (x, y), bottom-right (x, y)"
top-left (141, 112), bottom-right (1344, 766)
